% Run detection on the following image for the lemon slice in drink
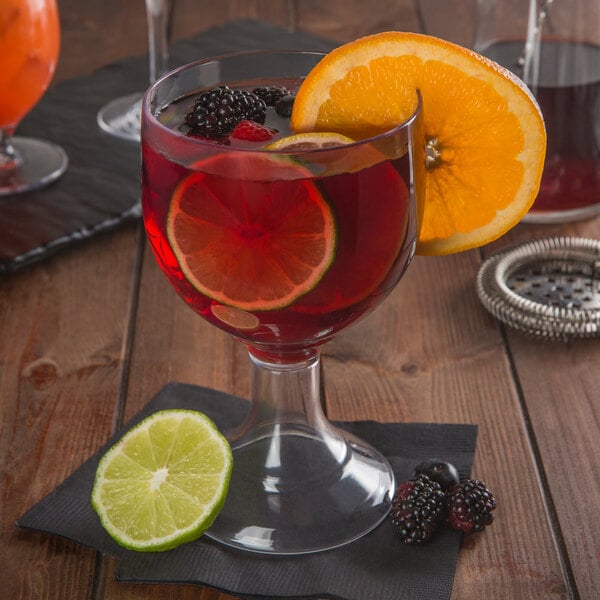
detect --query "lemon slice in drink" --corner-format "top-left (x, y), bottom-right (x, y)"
top-left (267, 131), bottom-right (386, 177)
top-left (266, 132), bottom-right (356, 150)
top-left (91, 409), bottom-right (232, 552)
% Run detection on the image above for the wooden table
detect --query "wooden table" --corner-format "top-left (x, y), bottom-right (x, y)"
top-left (2, 4), bottom-right (600, 600)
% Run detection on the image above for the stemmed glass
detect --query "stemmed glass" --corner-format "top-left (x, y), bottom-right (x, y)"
top-left (0, 0), bottom-right (68, 196)
top-left (96, 0), bottom-right (170, 141)
top-left (141, 51), bottom-right (424, 555)
top-left (473, 0), bottom-right (600, 223)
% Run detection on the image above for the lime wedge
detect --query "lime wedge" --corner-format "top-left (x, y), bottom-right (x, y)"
top-left (91, 409), bottom-right (232, 552)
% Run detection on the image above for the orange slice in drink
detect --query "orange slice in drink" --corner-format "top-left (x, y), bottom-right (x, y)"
top-left (167, 153), bottom-right (336, 311)
top-left (291, 31), bottom-right (546, 255)
top-left (210, 304), bottom-right (260, 330)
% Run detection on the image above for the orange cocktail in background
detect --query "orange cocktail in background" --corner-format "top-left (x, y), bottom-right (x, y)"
top-left (0, 0), bottom-right (60, 131)
top-left (0, 0), bottom-right (67, 196)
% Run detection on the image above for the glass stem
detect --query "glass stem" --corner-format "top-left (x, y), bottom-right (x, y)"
top-left (207, 347), bottom-right (395, 553)
top-left (145, 0), bottom-right (171, 83)
top-left (521, 0), bottom-right (554, 87)
top-left (230, 350), bottom-right (345, 455)
top-left (0, 128), bottom-right (21, 171)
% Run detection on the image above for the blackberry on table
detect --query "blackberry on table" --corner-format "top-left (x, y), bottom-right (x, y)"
top-left (252, 85), bottom-right (290, 106)
top-left (185, 85), bottom-right (266, 138)
top-left (446, 479), bottom-right (497, 533)
top-left (413, 459), bottom-right (460, 491)
top-left (389, 474), bottom-right (446, 544)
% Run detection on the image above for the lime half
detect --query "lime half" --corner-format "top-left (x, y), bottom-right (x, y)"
top-left (91, 409), bottom-right (232, 552)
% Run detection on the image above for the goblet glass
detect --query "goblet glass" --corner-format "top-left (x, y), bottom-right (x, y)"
top-left (96, 0), bottom-right (170, 141)
top-left (0, 0), bottom-right (68, 196)
top-left (141, 51), bottom-right (424, 555)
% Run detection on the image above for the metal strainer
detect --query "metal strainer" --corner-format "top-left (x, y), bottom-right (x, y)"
top-left (476, 237), bottom-right (600, 340)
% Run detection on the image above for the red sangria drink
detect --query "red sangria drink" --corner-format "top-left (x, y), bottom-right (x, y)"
top-left (143, 116), bottom-right (417, 359)
top-left (141, 51), bottom-right (424, 555)
top-left (142, 57), bottom-right (419, 362)
top-left (480, 40), bottom-right (600, 223)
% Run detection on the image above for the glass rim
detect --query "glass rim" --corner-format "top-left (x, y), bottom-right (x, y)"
top-left (142, 49), bottom-right (422, 157)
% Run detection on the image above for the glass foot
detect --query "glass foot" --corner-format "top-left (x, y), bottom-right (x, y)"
top-left (204, 353), bottom-right (395, 555)
top-left (522, 202), bottom-right (600, 224)
top-left (0, 137), bottom-right (68, 196)
top-left (206, 427), bottom-right (395, 555)
top-left (97, 92), bottom-right (143, 142)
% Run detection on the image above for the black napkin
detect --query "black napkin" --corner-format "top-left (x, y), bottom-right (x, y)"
top-left (17, 382), bottom-right (478, 600)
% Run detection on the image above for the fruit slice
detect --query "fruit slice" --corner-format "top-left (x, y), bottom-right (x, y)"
top-left (291, 31), bottom-right (546, 255)
top-left (266, 132), bottom-right (356, 151)
top-left (168, 153), bottom-right (336, 311)
top-left (210, 304), bottom-right (260, 330)
top-left (91, 409), bottom-right (232, 552)
top-left (267, 132), bottom-right (388, 178)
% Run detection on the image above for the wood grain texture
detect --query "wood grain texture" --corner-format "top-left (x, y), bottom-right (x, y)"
top-left (3, 2), bottom-right (600, 599)
top-left (325, 252), bottom-right (569, 598)
top-left (0, 226), bottom-right (142, 597)
top-left (56, 0), bottom-right (149, 82)
top-left (486, 217), bottom-right (600, 600)
top-left (416, 0), bottom-right (478, 46)
top-left (170, 0), bottom-right (292, 43)
top-left (101, 251), bottom-right (247, 600)
top-left (55, 0), bottom-right (424, 82)
top-left (294, 0), bottom-right (420, 43)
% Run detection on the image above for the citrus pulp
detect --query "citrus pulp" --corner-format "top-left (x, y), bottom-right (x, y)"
top-left (167, 152), bottom-right (337, 311)
top-left (91, 409), bottom-right (232, 552)
top-left (291, 31), bottom-right (547, 255)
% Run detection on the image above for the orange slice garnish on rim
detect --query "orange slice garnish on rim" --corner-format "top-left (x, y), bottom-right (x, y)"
top-left (167, 153), bottom-right (336, 311)
top-left (291, 31), bottom-right (546, 255)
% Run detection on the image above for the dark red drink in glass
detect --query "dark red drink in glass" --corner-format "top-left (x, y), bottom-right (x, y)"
top-left (481, 40), bottom-right (600, 222)
top-left (142, 75), bottom-right (418, 362)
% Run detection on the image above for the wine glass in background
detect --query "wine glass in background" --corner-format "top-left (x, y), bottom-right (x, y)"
top-left (96, 0), bottom-right (171, 142)
top-left (0, 0), bottom-right (68, 196)
top-left (141, 50), bottom-right (423, 554)
top-left (473, 0), bottom-right (600, 223)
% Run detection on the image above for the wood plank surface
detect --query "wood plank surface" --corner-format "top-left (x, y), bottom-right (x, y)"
top-left (325, 251), bottom-right (569, 598)
top-left (486, 218), bottom-right (600, 600)
top-left (1, 225), bottom-right (143, 598)
top-left (2, 1), bottom-right (600, 599)
top-left (100, 249), bottom-right (248, 600)
top-left (55, 0), bottom-right (423, 82)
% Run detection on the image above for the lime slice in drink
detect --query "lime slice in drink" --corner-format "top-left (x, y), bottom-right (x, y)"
top-left (91, 409), bottom-right (232, 552)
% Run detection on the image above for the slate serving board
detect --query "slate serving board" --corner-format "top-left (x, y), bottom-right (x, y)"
top-left (0, 20), bottom-right (335, 275)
